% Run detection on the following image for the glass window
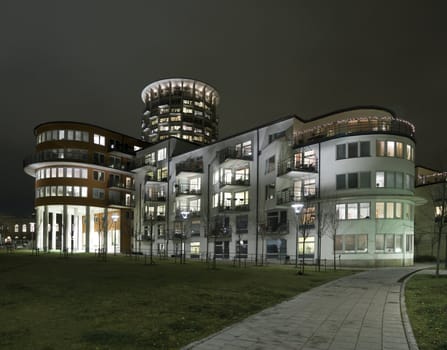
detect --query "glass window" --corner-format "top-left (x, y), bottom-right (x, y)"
top-left (376, 141), bottom-right (385, 157)
top-left (336, 144), bottom-right (346, 160)
top-left (360, 141), bottom-right (370, 157)
top-left (57, 186), bottom-right (64, 196)
top-left (386, 172), bottom-right (395, 188)
top-left (336, 174), bottom-right (346, 190)
top-left (57, 168), bottom-right (64, 177)
top-left (359, 203), bottom-right (370, 219)
top-left (386, 141), bottom-right (395, 157)
top-left (66, 186), bottom-right (73, 197)
top-left (336, 204), bottom-right (346, 220)
top-left (67, 130), bottom-right (74, 140)
top-left (266, 156), bottom-right (275, 173)
top-left (66, 168), bottom-right (73, 178)
top-left (386, 202), bottom-right (394, 218)
top-left (376, 172), bottom-right (385, 188)
top-left (236, 215), bottom-right (248, 233)
top-left (344, 235), bottom-right (355, 252)
top-left (348, 143), bottom-right (358, 158)
top-left (375, 234), bottom-right (384, 251)
top-left (395, 235), bottom-right (403, 253)
top-left (359, 172), bottom-right (371, 188)
top-left (395, 172), bottom-right (403, 188)
top-left (396, 142), bottom-right (403, 158)
top-left (395, 202), bottom-right (402, 219)
top-left (385, 234), bottom-right (394, 252)
top-left (73, 186), bottom-right (80, 197)
top-left (357, 234), bottom-right (368, 252)
top-left (406, 145), bottom-right (413, 161)
top-left (376, 202), bottom-right (385, 219)
top-left (75, 130), bottom-right (82, 141)
top-left (406, 234), bottom-right (413, 252)
top-left (347, 203), bottom-right (358, 219)
top-left (157, 148), bottom-right (167, 161)
top-left (335, 236), bottom-right (343, 252)
top-left (348, 173), bottom-right (358, 188)
top-left (94, 134), bottom-right (105, 146)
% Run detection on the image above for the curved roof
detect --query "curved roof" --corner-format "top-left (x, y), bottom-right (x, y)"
top-left (141, 78), bottom-right (220, 104)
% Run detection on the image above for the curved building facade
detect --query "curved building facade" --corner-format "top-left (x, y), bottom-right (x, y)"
top-left (23, 122), bottom-right (147, 253)
top-left (141, 78), bottom-right (220, 145)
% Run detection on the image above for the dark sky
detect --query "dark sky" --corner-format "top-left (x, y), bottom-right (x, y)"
top-left (1, 0), bottom-right (447, 217)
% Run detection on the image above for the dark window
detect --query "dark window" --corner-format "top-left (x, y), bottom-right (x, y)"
top-left (348, 143), bottom-right (358, 158)
top-left (360, 141), bottom-right (370, 157)
top-left (359, 172), bottom-right (371, 188)
top-left (336, 174), bottom-right (346, 190)
top-left (236, 215), bottom-right (248, 234)
top-left (336, 144), bottom-right (346, 160)
top-left (348, 173), bottom-right (358, 188)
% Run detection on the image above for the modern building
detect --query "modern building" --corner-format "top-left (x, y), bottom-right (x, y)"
top-left (23, 77), bottom-right (418, 266)
top-left (140, 78), bottom-right (220, 145)
top-left (23, 122), bottom-right (147, 254)
top-left (134, 106), bottom-right (417, 267)
top-left (414, 166), bottom-right (446, 260)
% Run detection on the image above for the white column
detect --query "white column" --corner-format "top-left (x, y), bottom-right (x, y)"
top-left (51, 211), bottom-right (57, 250)
top-left (43, 205), bottom-right (49, 252)
top-left (85, 206), bottom-right (90, 253)
top-left (63, 205), bottom-right (70, 252)
top-left (36, 206), bottom-right (44, 249)
top-left (103, 208), bottom-right (108, 253)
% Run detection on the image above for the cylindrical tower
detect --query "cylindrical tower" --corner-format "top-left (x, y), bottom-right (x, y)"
top-left (140, 78), bottom-right (220, 145)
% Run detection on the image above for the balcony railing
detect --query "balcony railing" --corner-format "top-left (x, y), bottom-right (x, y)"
top-left (276, 188), bottom-right (317, 205)
top-left (218, 148), bottom-right (253, 163)
top-left (217, 204), bottom-right (250, 212)
top-left (293, 116), bottom-right (416, 147)
top-left (277, 160), bottom-right (318, 177)
top-left (174, 184), bottom-right (201, 196)
top-left (145, 175), bottom-right (168, 183)
top-left (265, 222), bottom-right (289, 235)
top-left (108, 179), bottom-right (135, 191)
top-left (23, 150), bottom-right (88, 167)
top-left (143, 214), bottom-right (166, 222)
top-left (108, 144), bottom-right (138, 156)
top-left (219, 179), bottom-right (250, 188)
top-left (108, 198), bottom-right (134, 208)
top-left (176, 160), bottom-right (204, 174)
top-left (210, 225), bottom-right (232, 237)
top-left (144, 194), bottom-right (167, 202)
top-left (175, 209), bottom-right (201, 219)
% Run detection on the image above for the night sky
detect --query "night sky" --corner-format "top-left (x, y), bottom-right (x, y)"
top-left (1, 0), bottom-right (446, 217)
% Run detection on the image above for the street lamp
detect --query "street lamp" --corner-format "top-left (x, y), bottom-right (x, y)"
top-left (111, 213), bottom-right (119, 256)
top-left (292, 203), bottom-right (304, 269)
top-left (180, 210), bottom-right (190, 264)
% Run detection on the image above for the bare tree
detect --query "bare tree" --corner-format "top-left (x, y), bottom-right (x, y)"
top-left (320, 199), bottom-right (340, 270)
top-left (431, 180), bottom-right (447, 276)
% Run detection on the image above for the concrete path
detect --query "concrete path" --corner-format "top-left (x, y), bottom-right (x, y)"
top-left (183, 267), bottom-right (421, 350)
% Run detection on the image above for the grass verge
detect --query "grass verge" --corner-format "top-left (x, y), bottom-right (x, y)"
top-left (405, 273), bottom-right (447, 350)
top-left (0, 252), bottom-right (351, 350)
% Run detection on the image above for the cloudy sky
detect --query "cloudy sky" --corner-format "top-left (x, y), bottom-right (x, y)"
top-left (1, 0), bottom-right (446, 216)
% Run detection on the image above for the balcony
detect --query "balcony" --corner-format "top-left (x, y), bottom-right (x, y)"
top-left (265, 222), bottom-right (289, 235)
top-left (145, 175), bottom-right (168, 183)
top-left (108, 197), bottom-right (134, 208)
top-left (108, 144), bottom-right (138, 156)
top-left (218, 148), bottom-right (253, 164)
top-left (175, 209), bottom-right (201, 220)
top-left (293, 116), bottom-right (416, 147)
top-left (23, 149), bottom-right (89, 167)
top-left (143, 214), bottom-right (166, 223)
top-left (108, 179), bottom-right (135, 191)
top-left (210, 225), bottom-right (232, 237)
top-left (276, 188), bottom-right (317, 206)
top-left (219, 178), bottom-right (250, 189)
top-left (174, 184), bottom-right (201, 196)
top-left (277, 160), bottom-right (318, 178)
top-left (217, 204), bottom-right (250, 212)
top-left (176, 160), bottom-right (204, 175)
top-left (144, 194), bottom-right (167, 202)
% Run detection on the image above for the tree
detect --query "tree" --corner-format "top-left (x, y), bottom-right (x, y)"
top-left (320, 199), bottom-right (340, 270)
top-left (432, 180), bottom-right (447, 276)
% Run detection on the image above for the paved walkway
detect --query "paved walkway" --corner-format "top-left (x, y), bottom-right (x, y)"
top-left (183, 267), bottom-right (422, 350)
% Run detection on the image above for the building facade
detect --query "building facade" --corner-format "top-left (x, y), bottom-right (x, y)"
top-left (141, 78), bottom-right (220, 145)
top-left (23, 122), bottom-right (147, 254)
top-left (134, 107), bottom-right (417, 267)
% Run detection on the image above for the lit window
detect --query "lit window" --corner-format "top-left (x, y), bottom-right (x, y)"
top-left (386, 141), bottom-right (395, 157)
top-left (395, 202), bottom-right (402, 218)
top-left (386, 202), bottom-right (394, 218)
top-left (347, 203), bottom-right (358, 219)
top-left (58, 168), bottom-right (64, 177)
top-left (73, 186), bottom-right (80, 197)
top-left (93, 134), bottom-right (105, 146)
top-left (157, 148), bottom-right (167, 161)
top-left (22, 224), bottom-right (27, 232)
top-left (66, 168), bottom-right (73, 178)
top-left (376, 172), bottom-right (385, 187)
top-left (336, 204), bottom-right (346, 220)
top-left (376, 141), bottom-right (385, 156)
top-left (376, 202), bottom-right (385, 219)
top-left (396, 142), bottom-right (403, 158)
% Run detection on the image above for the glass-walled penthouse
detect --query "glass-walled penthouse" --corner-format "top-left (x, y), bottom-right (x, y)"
top-left (140, 78), bottom-right (220, 145)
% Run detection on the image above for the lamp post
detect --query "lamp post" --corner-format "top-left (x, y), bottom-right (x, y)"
top-left (292, 203), bottom-right (304, 269)
top-left (111, 213), bottom-right (119, 256)
top-left (180, 210), bottom-right (190, 264)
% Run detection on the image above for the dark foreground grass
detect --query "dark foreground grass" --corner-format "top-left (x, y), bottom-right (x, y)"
top-left (0, 252), bottom-right (351, 350)
top-left (406, 273), bottom-right (447, 350)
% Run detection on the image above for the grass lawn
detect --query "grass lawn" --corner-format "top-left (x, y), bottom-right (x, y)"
top-left (405, 273), bottom-right (447, 350)
top-left (0, 251), bottom-right (351, 350)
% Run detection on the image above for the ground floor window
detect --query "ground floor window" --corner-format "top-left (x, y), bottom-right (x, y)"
top-left (190, 242), bottom-right (200, 258)
top-left (266, 239), bottom-right (287, 259)
top-left (335, 234), bottom-right (368, 253)
top-left (406, 234), bottom-right (414, 253)
top-left (235, 239), bottom-right (248, 258)
top-left (298, 236), bottom-right (315, 257)
top-left (375, 233), bottom-right (405, 253)
top-left (215, 241), bottom-right (229, 259)
top-left (157, 243), bottom-right (165, 255)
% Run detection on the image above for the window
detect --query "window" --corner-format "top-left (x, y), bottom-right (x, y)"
top-left (157, 148), bottom-right (167, 161)
top-left (386, 202), bottom-right (394, 219)
top-left (336, 204), bottom-right (346, 220)
top-left (406, 144), bottom-right (414, 161)
top-left (386, 172), bottom-right (395, 188)
top-left (81, 187), bottom-right (88, 198)
top-left (386, 141), bottom-right (395, 157)
top-left (385, 235), bottom-right (394, 252)
top-left (336, 144), bottom-right (346, 160)
top-left (93, 188), bottom-right (105, 200)
top-left (266, 239), bottom-right (287, 259)
top-left (298, 236), bottom-right (315, 257)
top-left (348, 143), bottom-right (358, 158)
top-left (376, 202), bottom-right (385, 219)
top-left (266, 156), bottom-right (275, 174)
top-left (190, 242), bottom-right (200, 256)
top-left (93, 152), bottom-right (105, 165)
top-left (375, 234), bottom-right (384, 251)
top-left (396, 142), bottom-right (403, 158)
top-left (376, 141), bottom-right (385, 156)
top-left (359, 172), bottom-right (371, 188)
top-left (359, 203), bottom-right (370, 219)
top-left (235, 240), bottom-right (248, 258)
top-left (336, 174), bottom-right (346, 190)
top-left (376, 172), bottom-right (385, 187)
top-left (265, 183), bottom-right (275, 200)
top-left (406, 234), bottom-right (414, 252)
top-left (93, 134), bottom-right (105, 146)
top-left (360, 141), bottom-right (370, 157)
top-left (236, 215), bottom-right (248, 234)
top-left (348, 173), bottom-right (358, 188)
top-left (347, 203), bottom-right (358, 219)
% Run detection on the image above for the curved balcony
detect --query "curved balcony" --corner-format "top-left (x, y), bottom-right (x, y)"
top-left (294, 116), bottom-right (415, 147)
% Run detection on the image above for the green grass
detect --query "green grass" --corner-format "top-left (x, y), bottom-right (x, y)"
top-left (0, 251), bottom-right (351, 350)
top-left (406, 273), bottom-right (447, 350)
